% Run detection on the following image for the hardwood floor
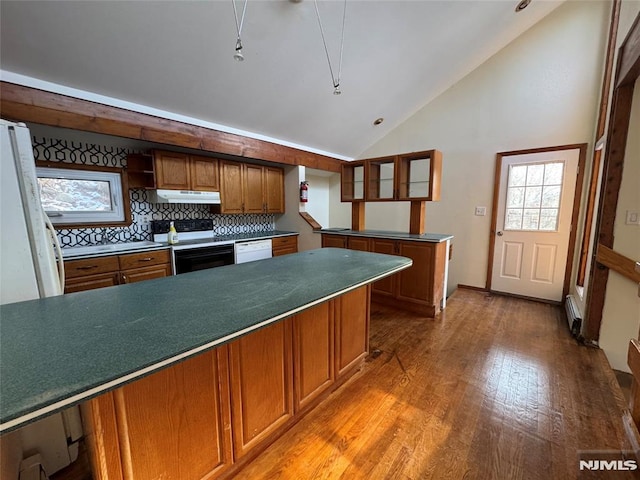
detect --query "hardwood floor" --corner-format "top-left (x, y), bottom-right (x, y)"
top-left (235, 289), bottom-right (638, 479)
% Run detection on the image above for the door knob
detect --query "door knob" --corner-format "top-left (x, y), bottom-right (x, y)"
top-left (497, 231), bottom-right (504, 236)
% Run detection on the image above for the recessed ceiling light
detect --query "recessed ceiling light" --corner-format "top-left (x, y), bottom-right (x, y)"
top-left (515, 0), bottom-right (531, 12)
top-left (373, 118), bottom-right (384, 126)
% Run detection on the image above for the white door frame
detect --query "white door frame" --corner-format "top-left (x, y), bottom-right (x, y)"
top-left (486, 144), bottom-right (586, 303)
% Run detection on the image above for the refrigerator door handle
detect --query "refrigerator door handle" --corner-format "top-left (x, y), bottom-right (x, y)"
top-left (44, 214), bottom-right (65, 293)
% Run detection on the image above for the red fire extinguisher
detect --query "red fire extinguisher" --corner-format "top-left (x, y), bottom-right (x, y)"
top-left (300, 181), bottom-right (309, 202)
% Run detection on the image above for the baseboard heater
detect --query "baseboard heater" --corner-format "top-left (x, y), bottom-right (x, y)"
top-left (565, 294), bottom-right (583, 337)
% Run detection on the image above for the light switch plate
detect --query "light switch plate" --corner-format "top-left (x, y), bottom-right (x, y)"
top-left (626, 211), bottom-right (640, 225)
top-left (475, 206), bottom-right (487, 216)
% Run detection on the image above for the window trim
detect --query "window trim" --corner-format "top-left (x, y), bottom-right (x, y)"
top-left (35, 161), bottom-right (132, 228)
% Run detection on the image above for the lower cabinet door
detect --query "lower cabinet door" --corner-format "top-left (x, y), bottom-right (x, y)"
top-left (64, 272), bottom-right (120, 293)
top-left (396, 241), bottom-right (434, 305)
top-left (335, 285), bottom-right (370, 377)
top-left (91, 349), bottom-right (233, 480)
top-left (120, 264), bottom-right (172, 284)
top-left (370, 239), bottom-right (397, 297)
top-left (228, 320), bottom-right (294, 458)
top-left (293, 302), bottom-right (334, 411)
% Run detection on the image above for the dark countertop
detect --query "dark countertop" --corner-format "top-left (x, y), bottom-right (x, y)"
top-left (0, 248), bottom-right (411, 432)
top-left (318, 228), bottom-right (453, 243)
top-left (62, 230), bottom-right (299, 260)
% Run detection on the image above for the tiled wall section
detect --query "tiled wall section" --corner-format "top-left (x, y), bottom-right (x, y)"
top-left (32, 136), bottom-right (275, 247)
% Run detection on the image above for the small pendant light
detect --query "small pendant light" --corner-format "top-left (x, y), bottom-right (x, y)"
top-left (232, 0), bottom-right (248, 61)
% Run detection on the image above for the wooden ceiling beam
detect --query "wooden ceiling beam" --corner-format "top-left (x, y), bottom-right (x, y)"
top-left (0, 81), bottom-right (344, 173)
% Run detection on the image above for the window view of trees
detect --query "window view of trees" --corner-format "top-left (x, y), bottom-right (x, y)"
top-left (38, 178), bottom-right (112, 212)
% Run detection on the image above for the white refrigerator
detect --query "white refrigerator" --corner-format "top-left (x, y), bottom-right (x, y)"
top-left (0, 120), bottom-right (82, 478)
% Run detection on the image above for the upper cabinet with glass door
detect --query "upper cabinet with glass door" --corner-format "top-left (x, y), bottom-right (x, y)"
top-left (340, 150), bottom-right (442, 202)
top-left (366, 156), bottom-right (397, 201)
top-left (341, 161), bottom-right (366, 201)
top-left (397, 150), bottom-right (441, 201)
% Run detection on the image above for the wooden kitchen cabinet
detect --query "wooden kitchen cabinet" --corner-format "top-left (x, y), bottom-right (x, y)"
top-left (265, 166), bottom-right (284, 213)
top-left (370, 238), bottom-right (397, 298)
top-left (347, 236), bottom-right (369, 252)
top-left (340, 150), bottom-right (441, 202)
top-left (341, 161), bottom-right (366, 202)
top-left (293, 302), bottom-right (334, 411)
top-left (81, 287), bottom-right (372, 479)
top-left (220, 160), bottom-right (284, 214)
top-left (321, 234), bottom-right (347, 248)
top-left (272, 235), bottom-right (298, 257)
top-left (64, 249), bottom-right (171, 293)
top-left (379, 240), bottom-right (447, 316)
top-left (126, 153), bottom-right (156, 189)
top-left (118, 250), bottom-right (171, 284)
top-left (220, 160), bottom-right (245, 213)
top-left (228, 319), bottom-right (294, 459)
top-left (334, 286), bottom-right (370, 377)
top-left (153, 150), bottom-right (219, 191)
top-left (83, 349), bottom-right (233, 480)
top-left (64, 256), bottom-right (120, 293)
top-left (322, 234), bottom-right (447, 317)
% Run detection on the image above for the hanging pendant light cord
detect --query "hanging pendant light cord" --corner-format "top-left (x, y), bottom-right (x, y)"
top-left (314, 0), bottom-right (347, 92)
top-left (232, 0), bottom-right (248, 46)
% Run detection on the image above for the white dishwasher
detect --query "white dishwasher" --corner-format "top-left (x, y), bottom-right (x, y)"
top-left (234, 239), bottom-right (273, 264)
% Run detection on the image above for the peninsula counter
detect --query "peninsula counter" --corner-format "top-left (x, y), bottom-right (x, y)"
top-left (1, 248), bottom-right (411, 479)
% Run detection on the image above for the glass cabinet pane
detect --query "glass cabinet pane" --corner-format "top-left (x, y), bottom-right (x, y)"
top-left (397, 150), bottom-right (441, 201)
top-left (367, 157), bottom-right (396, 201)
top-left (341, 162), bottom-right (366, 201)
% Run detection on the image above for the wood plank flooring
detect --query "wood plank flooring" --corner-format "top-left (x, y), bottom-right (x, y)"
top-left (235, 289), bottom-right (638, 479)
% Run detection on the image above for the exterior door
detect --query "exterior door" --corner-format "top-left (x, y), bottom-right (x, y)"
top-left (491, 148), bottom-right (579, 302)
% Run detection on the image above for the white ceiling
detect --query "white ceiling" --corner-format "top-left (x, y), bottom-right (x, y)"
top-left (0, 0), bottom-right (563, 160)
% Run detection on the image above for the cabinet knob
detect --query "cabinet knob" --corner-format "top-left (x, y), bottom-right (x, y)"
top-left (497, 231), bottom-right (504, 237)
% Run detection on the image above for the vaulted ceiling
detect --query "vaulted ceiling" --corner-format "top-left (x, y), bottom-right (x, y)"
top-left (0, 0), bottom-right (563, 159)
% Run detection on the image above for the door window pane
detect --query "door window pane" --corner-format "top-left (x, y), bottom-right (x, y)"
top-left (504, 161), bottom-right (564, 231)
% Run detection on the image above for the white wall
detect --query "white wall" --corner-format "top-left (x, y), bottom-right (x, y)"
top-left (351, 0), bottom-right (610, 294)
top-left (305, 171), bottom-right (331, 228)
top-left (599, 75), bottom-right (640, 372)
top-left (275, 166), bottom-right (321, 252)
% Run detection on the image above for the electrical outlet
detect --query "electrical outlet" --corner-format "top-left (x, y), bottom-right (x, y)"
top-left (138, 214), bottom-right (151, 225)
top-left (626, 211), bottom-right (640, 225)
top-left (475, 206), bottom-right (487, 216)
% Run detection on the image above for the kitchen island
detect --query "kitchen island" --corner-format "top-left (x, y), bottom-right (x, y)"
top-left (0, 248), bottom-right (411, 479)
top-left (320, 229), bottom-right (453, 317)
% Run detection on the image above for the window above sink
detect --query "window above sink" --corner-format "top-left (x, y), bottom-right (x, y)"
top-left (36, 161), bottom-right (132, 227)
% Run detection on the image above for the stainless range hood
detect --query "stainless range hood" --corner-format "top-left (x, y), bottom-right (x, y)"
top-left (148, 189), bottom-right (221, 205)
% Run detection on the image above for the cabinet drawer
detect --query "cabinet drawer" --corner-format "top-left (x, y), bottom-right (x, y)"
top-left (64, 272), bottom-right (120, 293)
top-left (272, 236), bottom-right (297, 248)
top-left (119, 250), bottom-right (171, 270)
top-left (65, 256), bottom-right (120, 279)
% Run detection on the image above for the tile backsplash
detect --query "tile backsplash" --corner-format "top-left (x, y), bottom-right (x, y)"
top-left (32, 136), bottom-right (275, 248)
